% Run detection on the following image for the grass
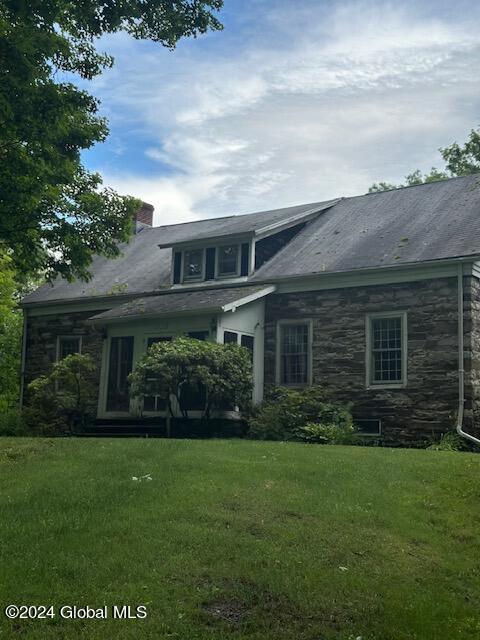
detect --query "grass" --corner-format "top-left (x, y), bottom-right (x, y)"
top-left (0, 438), bottom-right (479, 640)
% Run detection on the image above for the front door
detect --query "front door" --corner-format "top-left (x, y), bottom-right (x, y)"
top-left (106, 336), bottom-right (134, 412)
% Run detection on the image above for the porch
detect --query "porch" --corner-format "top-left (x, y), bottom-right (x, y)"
top-left (88, 285), bottom-right (274, 421)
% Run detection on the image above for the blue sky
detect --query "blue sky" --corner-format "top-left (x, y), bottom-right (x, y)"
top-left (83, 0), bottom-right (480, 225)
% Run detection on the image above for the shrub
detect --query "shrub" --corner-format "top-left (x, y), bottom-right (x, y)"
top-left (296, 421), bottom-right (356, 445)
top-left (248, 386), bottom-right (353, 442)
top-left (129, 337), bottom-right (253, 419)
top-left (25, 353), bottom-right (97, 435)
top-left (428, 431), bottom-right (471, 452)
top-left (0, 398), bottom-right (28, 436)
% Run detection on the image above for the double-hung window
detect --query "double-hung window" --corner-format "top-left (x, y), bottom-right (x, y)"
top-left (276, 321), bottom-right (312, 386)
top-left (366, 313), bottom-right (407, 387)
top-left (183, 248), bottom-right (204, 281)
top-left (217, 244), bottom-right (240, 277)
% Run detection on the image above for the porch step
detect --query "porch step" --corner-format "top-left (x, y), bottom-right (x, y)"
top-left (80, 417), bottom-right (247, 438)
top-left (82, 420), bottom-right (165, 437)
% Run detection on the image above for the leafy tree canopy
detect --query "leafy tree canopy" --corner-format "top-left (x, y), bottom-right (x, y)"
top-left (0, 1), bottom-right (223, 281)
top-left (0, 252), bottom-right (22, 403)
top-left (129, 337), bottom-right (253, 419)
top-left (369, 128), bottom-right (480, 193)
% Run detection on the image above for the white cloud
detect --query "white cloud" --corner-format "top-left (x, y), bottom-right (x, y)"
top-left (93, 1), bottom-right (480, 225)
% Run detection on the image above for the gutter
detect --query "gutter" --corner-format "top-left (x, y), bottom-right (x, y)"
top-left (253, 253), bottom-right (480, 286)
top-left (21, 254), bottom-right (480, 311)
top-left (456, 264), bottom-right (480, 445)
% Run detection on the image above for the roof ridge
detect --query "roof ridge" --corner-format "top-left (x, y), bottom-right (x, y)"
top-left (353, 172), bottom-right (480, 199)
top-left (153, 199), bottom-right (335, 232)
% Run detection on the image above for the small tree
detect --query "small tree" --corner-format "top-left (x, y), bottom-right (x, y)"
top-left (128, 337), bottom-right (253, 422)
top-left (26, 353), bottom-right (97, 434)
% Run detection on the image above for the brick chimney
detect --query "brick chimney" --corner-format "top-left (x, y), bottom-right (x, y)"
top-left (135, 201), bottom-right (154, 227)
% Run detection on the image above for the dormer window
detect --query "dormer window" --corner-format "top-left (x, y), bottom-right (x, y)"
top-left (183, 248), bottom-right (204, 281)
top-left (217, 244), bottom-right (240, 278)
top-left (172, 241), bottom-right (251, 284)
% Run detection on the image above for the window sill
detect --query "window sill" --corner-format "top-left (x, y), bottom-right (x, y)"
top-left (276, 382), bottom-right (311, 388)
top-left (171, 276), bottom-right (249, 289)
top-left (366, 382), bottom-right (407, 390)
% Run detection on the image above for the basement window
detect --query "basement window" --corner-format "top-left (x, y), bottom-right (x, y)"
top-left (355, 418), bottom-right (382, 436)
top-left (366, 312), bottom-right (407, 388)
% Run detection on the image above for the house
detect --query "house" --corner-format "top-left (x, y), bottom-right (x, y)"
top-left (20, 175), bottom-right (480, 443)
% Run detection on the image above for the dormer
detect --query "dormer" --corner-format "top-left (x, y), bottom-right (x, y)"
top-left (157, 198), bottom-right (340, 286)
top-left (170, 237), bottom-right (252, 285)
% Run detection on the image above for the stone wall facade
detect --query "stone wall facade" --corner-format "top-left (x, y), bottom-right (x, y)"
top-left (23, 274), bottom-right (480, 444)
top-left (469, 275), bottom-right (480, 430)
top-left (23, 310), bottom-right (105, 403)
top-left (264, 276), bottom-right (478, 444)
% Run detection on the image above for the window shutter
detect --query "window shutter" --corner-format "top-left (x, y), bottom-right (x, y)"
top-left (240, 243), bottom-right (250, 276)
top-left (173, 251), bottom-right (182, 284)
top-left (205, 247), bottom-right (216, 280)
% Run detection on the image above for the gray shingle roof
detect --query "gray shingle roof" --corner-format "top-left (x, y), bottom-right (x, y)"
top-left (156, 200), bottom-right (338, 247)
top-left (22, 225), bottom-right (173, 305)
top-left (22, 200), bottom-right (334, 305)
top-left (21, 175), bottom-right (480, 307)
top-left (253, 174), bottom-right (480, 280)
top-left (89, 285), bottom-right (274, 323)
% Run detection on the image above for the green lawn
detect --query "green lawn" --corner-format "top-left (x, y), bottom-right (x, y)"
top-left (0, 438), bottom-right (479, 640)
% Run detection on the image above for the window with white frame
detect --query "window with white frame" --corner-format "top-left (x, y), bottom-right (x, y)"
top-left (277, 321), bottom-right (311, 386)
top-left (367, 313), bottom-right (407, 386)
top-left (57, 336), bottom-right (81, 361)
top-left (217, 244), bottom-right (240, 277)
top-left (183, 248), bottom-right (204, 281)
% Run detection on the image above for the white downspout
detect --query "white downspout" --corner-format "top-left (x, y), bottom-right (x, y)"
top-left (456, 264), bottom-right (480, 445)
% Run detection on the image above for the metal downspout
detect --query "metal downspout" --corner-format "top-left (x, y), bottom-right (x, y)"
top-left (456, 264), bottom-right (480, 445)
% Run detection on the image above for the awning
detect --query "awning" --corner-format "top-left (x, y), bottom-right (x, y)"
top-left (88, 285), bottom-right (275, 324)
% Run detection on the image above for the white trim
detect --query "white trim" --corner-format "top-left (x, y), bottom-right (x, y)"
top-left (472, 261), bottom-right (480, 279)
top-left (22, 257), bottom-right (478, 314)
top-left (221, 285), bottom-right (276, 313)
top-left (275, 261), bottom-right (474, 295)
top-left (215, 242), bottom-right (241, 279)
top-left (365, 311), bottom-right (407, 389)
top-left (170, 276), bottom-right (249, 290)
top-left (250, 238), bottom-right (256, 275)
top-left (55, 335), bottom-right (82, 362)
top-left (90, 285), bottom-right (275, 324)
top-left (254, 200), bottom-right (339, 240)
top-left (275, 319), bottom-right (313, 387)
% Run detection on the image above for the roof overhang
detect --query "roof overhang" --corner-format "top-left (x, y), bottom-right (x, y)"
top-left (88, 285), bottom-right (276, 325)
